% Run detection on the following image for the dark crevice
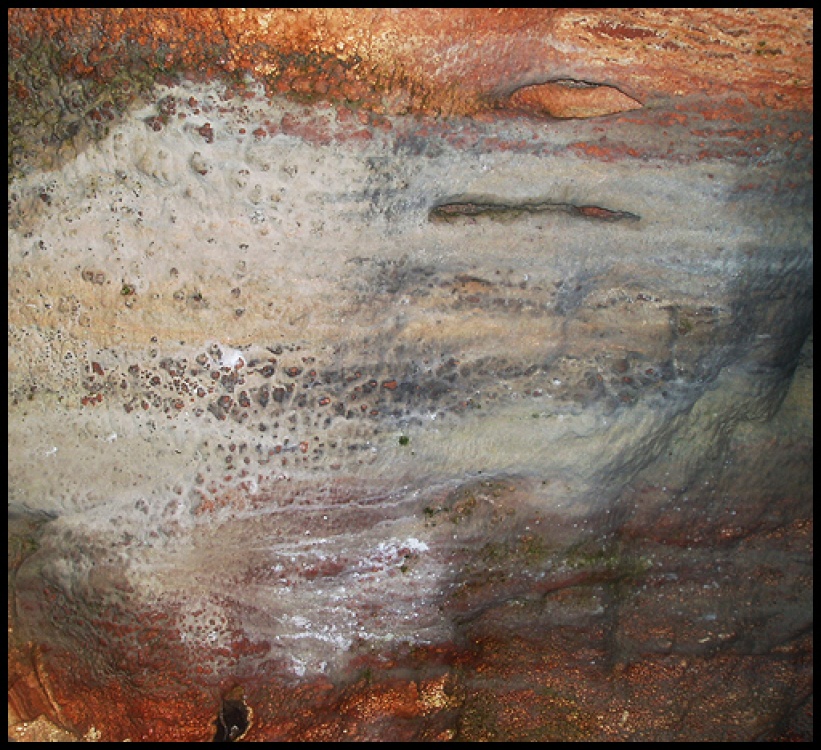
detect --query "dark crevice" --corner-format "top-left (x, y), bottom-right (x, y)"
top-left (429, 198), bottom-right (640, 224)
top-left (213, 688), bottom-right (251, 742)
top-left (547, 77), bottom-right (612, 89)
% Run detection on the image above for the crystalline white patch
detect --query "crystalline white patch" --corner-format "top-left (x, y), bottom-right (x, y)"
top-left (403, 537), bottom-right (429, 553)
top-left (215, 344), bottom-right (246, 369)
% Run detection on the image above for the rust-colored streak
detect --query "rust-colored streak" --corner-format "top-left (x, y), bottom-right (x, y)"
top-left (7, 8), bottom-right (814, 117)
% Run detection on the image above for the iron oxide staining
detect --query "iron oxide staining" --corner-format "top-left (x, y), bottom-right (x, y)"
top-left (429, 197), bottom-right (640, 224)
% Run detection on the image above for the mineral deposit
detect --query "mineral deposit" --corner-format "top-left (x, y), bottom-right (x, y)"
top-left (8, 8), bottom-right (812, 742)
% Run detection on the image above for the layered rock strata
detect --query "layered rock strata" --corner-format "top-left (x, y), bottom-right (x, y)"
top-left (8, 8), bottom-right (813, 742)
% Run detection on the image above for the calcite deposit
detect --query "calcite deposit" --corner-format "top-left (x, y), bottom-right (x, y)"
top-left (8, 8), bottom-right (813, 742)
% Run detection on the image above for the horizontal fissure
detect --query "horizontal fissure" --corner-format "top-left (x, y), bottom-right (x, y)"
top-left (429, 199), bottom-right (640, 224)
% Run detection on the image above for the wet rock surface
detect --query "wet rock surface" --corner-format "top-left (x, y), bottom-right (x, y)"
top-left (7, 8), bottom-right (813, 742)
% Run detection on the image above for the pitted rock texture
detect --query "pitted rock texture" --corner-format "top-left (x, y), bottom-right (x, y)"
top-left (7, 8), bottom-right (813, 179)
top-left (7, 8), bottom-right (813, 743)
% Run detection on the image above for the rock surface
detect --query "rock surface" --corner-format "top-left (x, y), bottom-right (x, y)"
top-left (8, 8), bottom-right (813, 742)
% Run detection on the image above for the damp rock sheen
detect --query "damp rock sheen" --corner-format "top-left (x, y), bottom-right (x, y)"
top-left (7, 8), bottom-right (813, 743)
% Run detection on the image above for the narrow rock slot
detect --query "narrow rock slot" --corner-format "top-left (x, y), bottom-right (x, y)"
top-left (213, 687), bottom-right (251, 742)
top-left (429, 199), bottom-right (640, 224)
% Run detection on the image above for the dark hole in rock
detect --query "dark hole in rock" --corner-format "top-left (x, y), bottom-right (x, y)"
top-left (213, 689), bottom-right (251, 742)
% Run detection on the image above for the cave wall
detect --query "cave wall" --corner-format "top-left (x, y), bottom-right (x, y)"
top-left (8, 8), bottom-right (813, 742)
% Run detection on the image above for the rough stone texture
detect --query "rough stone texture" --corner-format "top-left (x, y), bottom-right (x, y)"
top-left (7, 8), bottom-right (813, 742)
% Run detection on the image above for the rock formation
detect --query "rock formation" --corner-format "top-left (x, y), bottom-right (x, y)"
top-left (8, 8), bottom-right (812, 741)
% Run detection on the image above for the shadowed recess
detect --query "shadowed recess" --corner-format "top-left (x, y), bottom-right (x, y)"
top-left (213, 686), bottom-right (251, 742)
top-left (429, 198), bottom-right (641, 224)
